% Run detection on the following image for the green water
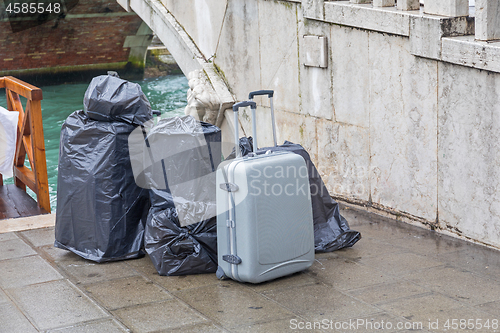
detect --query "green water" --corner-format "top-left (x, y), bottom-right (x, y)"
top-left (0, 75), bottom-right (189, 211)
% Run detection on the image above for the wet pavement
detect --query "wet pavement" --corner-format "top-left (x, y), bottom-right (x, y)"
top-left (1, 203), bottom-right (500, 333)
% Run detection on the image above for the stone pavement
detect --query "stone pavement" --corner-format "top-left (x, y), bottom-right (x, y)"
top-left (1, 204), bottom-right (500, 333)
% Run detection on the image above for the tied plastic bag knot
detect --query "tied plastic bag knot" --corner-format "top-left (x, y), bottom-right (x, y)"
top-left (83, 73), bottom-right (152, 125)
top-left (167, 234), bottom-right (195, 257)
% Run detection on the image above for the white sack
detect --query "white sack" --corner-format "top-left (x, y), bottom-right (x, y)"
top-left (0, 106), bottom-right (19, 178)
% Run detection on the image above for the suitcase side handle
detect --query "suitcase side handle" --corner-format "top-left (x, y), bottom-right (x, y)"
top-left (232, 101), bottom-right (257, 157)
top-left (249, 90), bottom-right (277, 147)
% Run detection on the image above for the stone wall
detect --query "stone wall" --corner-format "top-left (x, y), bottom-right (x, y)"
top-left (123, 0), bottom-right (500, 248)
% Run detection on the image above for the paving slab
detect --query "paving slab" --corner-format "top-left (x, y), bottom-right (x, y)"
top-left (325, 236), bottom-right (405, 260)
top-left (8, 280), bottom-right (108, 331)
top-left (123, 255), bottom-right (159, 276)
top-left (84, 275), bottom-right (172, 310)
top-left (353, 218), bottom-right (431, 241)
top-left (335, 312), bottom-right (410, 333)
top-left (337, 205), bottom-right (369, 227)
top-left (18, 226), bottom-right (55, 247)
top-left (174, 282), bottom-right (295, 328)
top-left (163, 322), bottom-right (227, 333)
top-left (262, 283), bottom-right (382, 322)
top-left (148, 272), bottom-right (222, 292)
top-left (112, 299), bottom-right (207, 333)
top-left (0, 255), bottom-right (63, 289)
top-left (308, 256), bottom-right (397, 290)
top-left (376, 293), bottom-right (464, 324)
top-left (39, 244), bottom-right (88, 263)
top-left (0, 232), bottom-right (18, 242)
top-left (423, 305), bottom-right (500, 333)
top-left (246, 271), bottom-right (320, 293)
top-left (476, 300), bottom-right (500, 317)
top-left (405, 265), bottom-right (500, 306)
top-left (46, 319), bottom-right (129, 333)
top-left (346, 280), bottom-right (430, 305)
top-left (0, 238), bottom-right (37, 260)
top-left (434, 246), bottom-right (500, 282)
top-left (0, 302), bottom-right (38, 333)
top-left (383, 232), bottom-right (468, 257)
top-left (231, 318), bottom-right (321, 333)
top-left (59, 260), bottom-right (140, 285)
top-left (0, 288), bottom-right (9, 304)
top-left (357, 251), bottom-right (444, 277)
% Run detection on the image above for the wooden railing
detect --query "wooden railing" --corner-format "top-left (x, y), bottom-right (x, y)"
top-left (0, 76), bottom-right (51, 213)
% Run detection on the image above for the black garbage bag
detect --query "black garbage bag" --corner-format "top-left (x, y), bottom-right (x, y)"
top-left (229, 136), bottom-right (254, 158)
top-left (229, 138), bottom-right (361, 252)
top-left (145, 190), bottom-right (218, 275)
top-left (135, 116), bottom-right (221, 275)
top-left (54, 74), bottom-right (152, 262)
top-left (83, 73), bottom-right (152, 125)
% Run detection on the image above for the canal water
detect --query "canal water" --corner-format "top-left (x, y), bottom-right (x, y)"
top-left (0, 75), bottom-right (189, 211)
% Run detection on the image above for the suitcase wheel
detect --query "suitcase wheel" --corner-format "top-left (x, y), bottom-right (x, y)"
top-left (216, 266), bottom-right (228, 280)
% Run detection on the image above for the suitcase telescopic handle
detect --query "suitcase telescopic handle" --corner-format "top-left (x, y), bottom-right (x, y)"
top-left (248, 90), bottom-right (277, 147)
top-left (232, 101), bottom-right (256, 111)
top-left (248, 90), bottom-right (274, 99)
top-left (232, 101), bottom-right (257, 157)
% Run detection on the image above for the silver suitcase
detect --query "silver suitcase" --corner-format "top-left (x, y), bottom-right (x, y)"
top-left (216, 92), bottom-right (314, 283)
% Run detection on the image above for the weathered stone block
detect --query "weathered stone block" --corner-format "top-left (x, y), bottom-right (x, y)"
top-left (303, 0), bottom-right (324, 20)
top-left (298, 19), bottom-right (334, 120)
top-left (369, 32), bottom-right (438, 221)
top-left (441, 36), bottom-right (500, 73)
top-left (330, 25), bottom-right (369, 128)
top-left (275, 110), bottom-right (318, 163)
top-left (373, 0), bottom-right (395, 7)
top-left (316, 119), bottom-right (371, 202)
top-left (237, 106), bottom-right (277, 149)
top-left (424, 0), bottom-right (468, 17)
top-left (259, 0), bottom-right (300, 114)
top-left (437, 62), bottom-right (500, 247)
top-left (410, 16), bottom-right (443, 60)
top-left (215, 0), bottom-right (261, 101)
top-left (397, 0), bottom-right (419, 11)
top-left (350, 0), bottom-right (371, 4)
top-left (324, 1), bottom-right (411, 37)
top-left (475, 0), bottom-right (500, 41)
top-left (410, 15), bottom-right (476, 61)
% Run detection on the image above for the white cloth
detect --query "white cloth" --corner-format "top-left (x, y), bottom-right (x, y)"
top-left (0, 106), bottom-right (19, 179)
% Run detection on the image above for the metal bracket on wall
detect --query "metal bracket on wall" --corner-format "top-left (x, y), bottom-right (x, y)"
top-left (302, 35), bottom-right (328, 68)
